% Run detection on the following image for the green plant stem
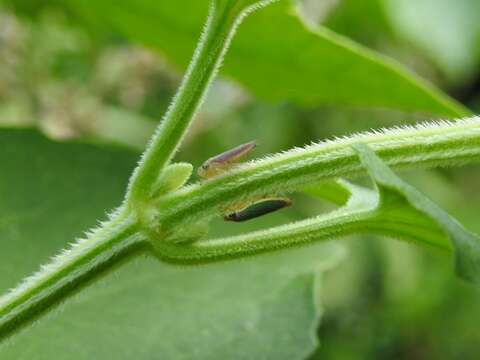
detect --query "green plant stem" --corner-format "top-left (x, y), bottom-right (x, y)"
top-left (0, 118), bottom-right (478, 342)
top-left (1, 0), bottom-right (479, 344)
top-left (126, 1), bottom-right (245, 207)
top-left (0, 0), bottom-right (279, 343)
top-left (1, 117), bottom-right (479, 343)
top-left (156, 208), bottom-right (376, 264)
top-left (155, 205), bottom-right (449, 265)
top-left (0, 211), bottom-right (146, 341)
top-left (0, 0), bottom-right (273, 342)
top-left (154, 117), bottom-right (480, 230)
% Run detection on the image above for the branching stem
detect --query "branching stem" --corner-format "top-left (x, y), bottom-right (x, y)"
top-left (0, 0), bottom-right (281, 343)
top-left (154, 117), bottom-right (480, 231)
top-left (126, 0), bottom-right (262, 207)
top-left (0, 211), bottom-right (146, 341)
top-left (1, 0), bottom-right (479, 346)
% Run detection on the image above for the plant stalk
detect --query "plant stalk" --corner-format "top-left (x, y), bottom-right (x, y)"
top-left (126, 1), bottom-right (243, 206)
top-left (0, 0), bottom-right (275, 343)
top-left (155, 117), bottom-right (480, 230)
top-left (0, 211), bottom-right (145, 341)
top-left (1, 0), bottom-right (479, 345)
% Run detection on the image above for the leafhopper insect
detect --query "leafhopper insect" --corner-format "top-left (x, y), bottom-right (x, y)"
top-left (198, 142), bottom-right (292, 222)
top-left (198, 140), bottom-right (256, 178)
top-left (224, 198), bottom-right (292, 222)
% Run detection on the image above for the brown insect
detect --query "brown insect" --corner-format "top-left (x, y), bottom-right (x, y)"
top-left (197, 140), bottom-right (256, 178)
top-left (198, 141), bottom-right (293, 222)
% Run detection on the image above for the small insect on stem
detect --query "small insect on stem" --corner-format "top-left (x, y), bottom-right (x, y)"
top-left (198, 140), bottom-right (256, 178)
top-left (224, 198), bottom-right (292, 222)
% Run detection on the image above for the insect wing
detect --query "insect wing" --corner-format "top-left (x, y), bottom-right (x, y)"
top-left (209, 140), bottom-right (256, 165)
top-left (224, 198), bottom-right (292, 222)
top-left (198, 140), bottom-right (256, 178)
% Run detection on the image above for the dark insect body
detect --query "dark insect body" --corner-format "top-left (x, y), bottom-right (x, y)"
top-left (224, 198), bottom-right (292, 222)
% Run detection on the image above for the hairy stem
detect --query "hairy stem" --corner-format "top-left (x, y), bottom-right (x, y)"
top-left (1, 0), bottom-right (478, 345)
top-left (155, 207), bottom-right (376, 264)
top-left (0, 211), bottom-right (146, 341)
top-left (0, 0), bottom-right (279, 342)
top-left (2, 117), bottom-right (479, 342)
top-left (155, 205), bottom-right (449, 265)
top-left (126, 1), bottom-right (247, 206)
top-left (154, 171), bottom-right (451, 266)
top-left (155, 117), bottom-right (480, 231)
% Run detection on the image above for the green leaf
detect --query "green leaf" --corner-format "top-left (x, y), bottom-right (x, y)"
top-left (324, 0), bottom-right (393, 45)
top-left (0, 129), bottom-right (343, 359)
top-left (353, 144), bottom-right (480, 285)
top-left (64, 0), bottom-right (468, 116)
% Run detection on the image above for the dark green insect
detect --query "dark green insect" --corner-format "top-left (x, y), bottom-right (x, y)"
top-left (224, 198), bottom-right (292, 222)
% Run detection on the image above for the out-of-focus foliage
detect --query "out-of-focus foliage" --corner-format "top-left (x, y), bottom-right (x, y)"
top-left (325, 0), bottom-right (480, 94)
top-left (1, 0), bottom-right (480, 359)
top-left (0, 7), bottom-right (158, 146)
top-left (384, 0), bottom-right (480, 85)
top-left (59, 0), bottom-right (468, 116)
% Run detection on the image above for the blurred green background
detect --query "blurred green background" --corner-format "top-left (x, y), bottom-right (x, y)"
top-left (1, 0), bottom-right (480, 358)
